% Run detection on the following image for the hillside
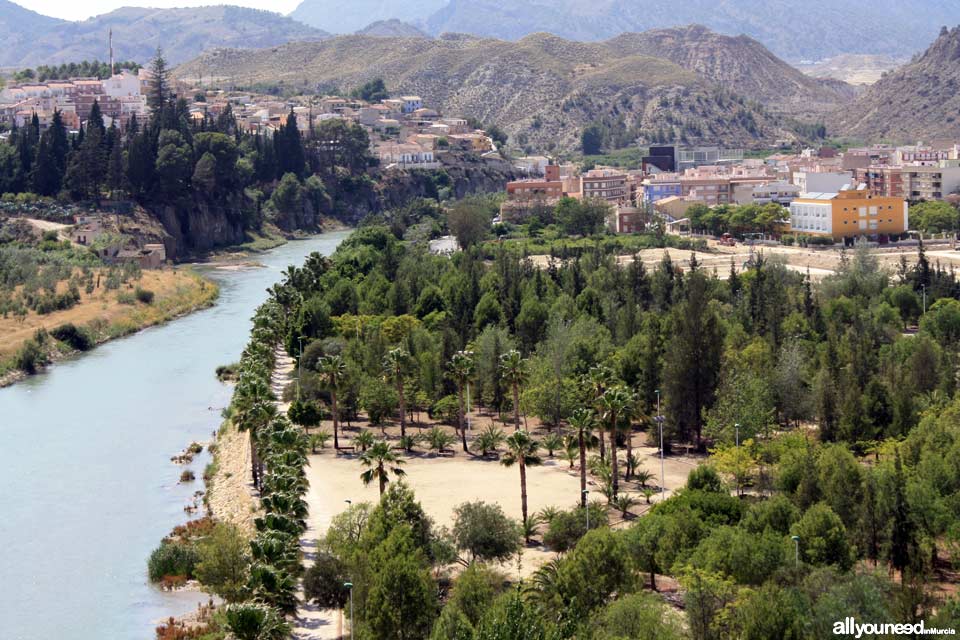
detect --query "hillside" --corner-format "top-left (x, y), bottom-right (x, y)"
top-left (831, 26), bottom-right (960, 143)
top-left (0, 0), bottom-right (65, 64)
top-left (292, 0), bottom-right (960, 61)
top-left (604, 26), bottom-right (857, 117)
top-left (177, 31), bottom-right (802, 152)
top-left (0, 5), bottom-right (328, 67)
top-left (797, 54), bottom-right (902, 86)
top-left (357, 19), bottom-right (430, 38)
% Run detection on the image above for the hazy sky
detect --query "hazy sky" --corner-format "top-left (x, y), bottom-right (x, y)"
top-left (21, 0), bottom-right (301, 21)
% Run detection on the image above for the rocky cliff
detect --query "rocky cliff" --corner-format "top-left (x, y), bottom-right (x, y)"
top-left (830, 26), bottom-right (960, 142)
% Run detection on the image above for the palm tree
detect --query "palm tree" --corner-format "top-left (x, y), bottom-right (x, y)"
top-left (317, 355), bottom-right (346, 450)
top-left (600, 386), bottom-right (634, 499)
top-left (583, 364), bottom-right (614, 461)
top-left (354, 429), bottom-right (375, 452)
top-left (383, 347), bottom-right (412, 439)
top-left (542, 433), bottom-right (564, 458)
top-left (359, 440), bottom-right (406, 495)
top-left (474, 423), bottom-right (506, 457)
top-left (501, 430), bottom-right (542, 542)
top-left (568, 408), bottom-right (594, 507)
top-left (447, 350), bottom-right (476, 453)
top-left (499, 349), bottom-right (528, 432)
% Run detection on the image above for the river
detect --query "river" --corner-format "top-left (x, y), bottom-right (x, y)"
top-left (0, 231), bottom-right (349, 639)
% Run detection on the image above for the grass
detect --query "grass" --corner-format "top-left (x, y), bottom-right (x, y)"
top-left (229, 226), bottom-right (288, 253)
top-left (0, 268), bottom-right (219, 384)
top-left (486, 232), bottom-right (708, 256)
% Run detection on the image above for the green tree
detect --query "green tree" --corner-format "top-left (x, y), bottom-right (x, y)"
top-left (365, 528), bottom-right (438, 640)
top-left (303, 552), bottom-right (350, 609)
top-left (270, 172), bottom-right (303, 215)
top-left (499, 349), bottom-right (528, 432)
top-left (663, 272), bottom-right (723, 449)
top-left (581, 123), bottom-right (603, 155)
top-left (791, 503), bottom-right (854, 570)
top-left (360, 440), bottom-right (407, 495)
top-left (317, 354), bottom-right (346, 449)
top-left (600, 386), bottom-right (634, 498)
top-left (447, 197), bottom-right (491, 249)
top-left (384, 347), bottom-right (413, 438)
top-left (452, 501), bottom-right (520, 564)
top-left (500, 430), bottom-right (541, 542)
top-left (447, 350), bottom-right (476, 453)
top-left (195, 523), bottom-right (251, 603)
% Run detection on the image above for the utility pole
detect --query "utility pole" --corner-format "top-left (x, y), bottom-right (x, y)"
top-left (655, 389), bottom-right (665, 501)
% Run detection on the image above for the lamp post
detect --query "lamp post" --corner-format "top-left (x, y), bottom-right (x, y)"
top-left (297, 335), bottom-right (307, 401)
top-left (582, 489), bottom-right (590, 531)
top-left (735, 423), bottom-right (740, 449)
top-left (655, 389), bottom-right (665, 501)
top-left (791, 535), bottom-right (800, 566)
top-left (922, 284), bottom-right (927, 315)
top-left (343, 581), bottom-right (354, 637)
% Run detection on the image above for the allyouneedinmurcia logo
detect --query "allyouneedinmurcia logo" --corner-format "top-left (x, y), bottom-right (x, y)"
top-left (833, 618), bottom-right (956, 637)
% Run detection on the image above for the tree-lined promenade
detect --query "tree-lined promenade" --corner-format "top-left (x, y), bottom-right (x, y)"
top-left (143, 215), bottom-right (960, 638)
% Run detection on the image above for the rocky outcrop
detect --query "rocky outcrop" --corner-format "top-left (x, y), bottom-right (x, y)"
top-left (830, 26), bottom-right (960, 142)
top-left (150, 193), bottom-right (248, 258)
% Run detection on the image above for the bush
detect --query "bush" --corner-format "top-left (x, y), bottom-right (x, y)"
top-left (195, 523), bottom-right (251, 603)
top-left (50, 323), bottom-right (94, 351)
top-left (452, 501), bottom-right (521, 563)
top-left (15, 338), bottom-right (47, 374)
top-left (148, 541), bottom-right (200, 582)
top-left (687, 465), bottom-right (724, 493)
top-left (135, 287), bottom-right (155, 304)
top-left (542, 504), bottom-right (607, 552)
top-left (117, 291), bottom-right (136, 305)
top-left (430, 394), bottom-right (460, 425)
top-left (180, 470), bottom-right (196, 482)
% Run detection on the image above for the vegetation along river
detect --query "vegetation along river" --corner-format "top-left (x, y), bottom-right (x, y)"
top-left (0, 231), bottom-right (349, 639)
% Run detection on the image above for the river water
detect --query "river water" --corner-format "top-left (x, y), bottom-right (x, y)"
top-left (0, 231), bottom-right (349, 639)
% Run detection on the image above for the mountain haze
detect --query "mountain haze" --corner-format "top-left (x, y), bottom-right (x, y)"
top-left (292, 0), bottom-right (960, 61)
top-left (0, 4), bottom-right (328, 67)
top-left (831, 26), bottom-right (960, 143)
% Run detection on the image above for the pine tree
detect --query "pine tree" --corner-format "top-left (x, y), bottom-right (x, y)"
top-left (30, 131), bottom-right (60, 196)
top-left (276, 109), bottom-right (305, 178)
top-left (147, 48), bottom-right (170, 115)
top-left (887, 450), bottom-right (915, 575)
top-left (49, 109), bottom-right (69, 177)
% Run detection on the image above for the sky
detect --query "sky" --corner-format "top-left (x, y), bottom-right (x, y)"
top-left (20, 0), bottom-right (302, 22)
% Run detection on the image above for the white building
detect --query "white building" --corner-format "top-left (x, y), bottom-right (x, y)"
top-left (789, 193), bottom-right (835, 235)
top-left (794, 171), bottom-right (852, 194)
top-left (400, 95), bottom-right (423, 114)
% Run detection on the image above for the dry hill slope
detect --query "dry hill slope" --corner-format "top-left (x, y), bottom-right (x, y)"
top-left (177, 31), bottom-right (828, 152)
top-left (831, 26), bottom-right (960, 142)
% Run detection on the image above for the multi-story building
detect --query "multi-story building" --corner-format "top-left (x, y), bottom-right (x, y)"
top-left (751, 181), bottom-right (800, 205)
top-left (581, 169), bottom-right (628, 205)
top-left (855, 165), bottom-right (904, 198)
top-left (789, 188), bottom-right (908, 240)
top-left (901, 161), bottom-right (960, 200)
top-left (501, 165), bottom-right (566, 221)
top-left (642, 173), bottom-right (681, 204)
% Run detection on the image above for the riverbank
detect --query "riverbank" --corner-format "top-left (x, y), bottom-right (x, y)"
top-left (0, 267), bottom-right (219, 387)
top-left (206, 418), bottom-right (260, 537)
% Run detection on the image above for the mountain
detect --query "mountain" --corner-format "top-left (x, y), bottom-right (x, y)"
top-left (291, 0), bottom-right (446, 35)
top-left (357, 19), bottom-right (429, 38)
top-left (603, 26), bottom-right (857, 117)
top-left (0, 4), bottom-right (328, 67)
top-left (831, 26), bottom-right (960, 143)
top-left (0, 0), bottom-right (65, 63)
top-left (292, 0), bottom-right (960, 61)
top-left (177, 31), bottom-right (815, 152)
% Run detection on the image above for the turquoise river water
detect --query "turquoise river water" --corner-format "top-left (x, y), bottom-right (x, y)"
top-left (0, 231), bottom-right (349, 639)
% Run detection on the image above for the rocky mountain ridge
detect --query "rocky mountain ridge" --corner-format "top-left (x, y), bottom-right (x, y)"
top-left (177, 28), bottom-right (849, 152)
top-left (830, 26), bottom-right (960, 142)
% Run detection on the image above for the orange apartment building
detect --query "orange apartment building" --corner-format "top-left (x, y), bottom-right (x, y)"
top-left (789, 188), bottom-right (908, 240)
top-left (501, 165), bottom-right (565, 221)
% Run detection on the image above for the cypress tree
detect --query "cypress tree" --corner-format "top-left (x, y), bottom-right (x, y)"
top-left (30, 131), bottom-right (60, 196)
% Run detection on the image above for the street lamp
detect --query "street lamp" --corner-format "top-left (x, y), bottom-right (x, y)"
top-left (582, 489), bottom-right (590, 530)
top-left (791, 535), bottom-right (800, 566)
top-left (343, 581), bottom-right (354, 637)
top-left (297, 335), bottom-right (307, 401)
top-left (655, 389), bottom-right (665, 501)
top-left (735, 423), bottom-right (740, 449)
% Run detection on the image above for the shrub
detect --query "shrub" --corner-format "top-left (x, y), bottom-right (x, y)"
top-left (687, 465), bottom-right (724, 493)
top-left (542, 503), bottom-right (607, 552)
top-left (195, 523), bottom-right (251, 603)
top-left (452, 501), bottom-right (521, 563)
top-left (148, 541), bottom-right (200, 583)
top-left (180, 470), bottom-right (196, 482)
top-left (135, 287), bottom-right (155, 304)
top-left (50, 323), bottom-right (94, 351)
top-left (15, 338), bottom-right (46, 374)
top-left (117, 291), bottom-right (136, 305)
top-left (430, 394), bottom-right (460, 425)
